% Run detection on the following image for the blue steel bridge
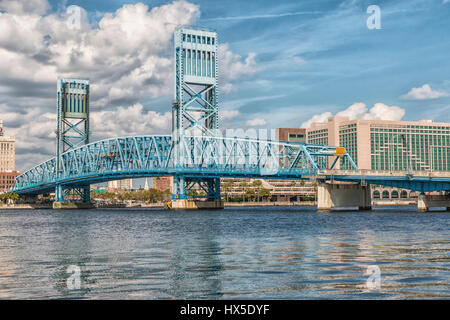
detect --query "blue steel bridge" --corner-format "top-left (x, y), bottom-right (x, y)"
top-left (11, 134), bottom-right (358, 196)
top-left (11, 133), bottom-right (450, 201)
top-left (8, 27), bottom-right (450, 209)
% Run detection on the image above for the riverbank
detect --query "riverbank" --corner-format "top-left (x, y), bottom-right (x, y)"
top-left (1, 200), bottom-right (418, 210)
top-left (1, 207), bottom-right (448, 299)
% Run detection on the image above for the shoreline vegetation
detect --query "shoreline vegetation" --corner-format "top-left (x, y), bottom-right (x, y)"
top-left (0, 200), bottom-right (417, 210)
top-left (1, 188), bottom-right (416, 209)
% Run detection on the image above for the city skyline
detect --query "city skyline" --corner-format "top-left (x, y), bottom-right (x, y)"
top-left (1, 2), bottom-right (450, 302)
top-left (0, 0), bottom-right (450, 172)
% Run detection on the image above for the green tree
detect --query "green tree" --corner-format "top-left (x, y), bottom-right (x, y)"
top-left (252, 180), bottom-right (262, 201)
top-left (222, 181), bottom-right (234, 202)
top-left (245, 189), bottom-right (256, 202)
top-left (252, 180), bottom-right (262, 188)
top-left (258, 188), bottom-right (271, 202)
top-left (0, 192), bottom-right (20, 204)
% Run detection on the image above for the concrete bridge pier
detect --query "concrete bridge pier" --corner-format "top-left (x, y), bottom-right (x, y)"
top-left (417, 193), bottom-right (450, 212)
top-left (317, 182), bottom-right (371, 211)
top-left (53, 185), bottom-right (94, 209)
top-left (169, 177), bottom-right (224, 210)
top-left (170, 199), bottom-right (224, 210)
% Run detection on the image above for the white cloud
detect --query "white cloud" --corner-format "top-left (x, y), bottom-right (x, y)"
top-left (4, 104), bottom-right (171, 171)
top-left (301, 102), bottom-right (405, 128)
top-left (218, 43), bottom-right (259, 93)
top-left (246, 118), bottom-right (266, 127)
top-left (0, 1), bottom-right (261, 170)
top-left (220, 109), bottom-right (240, 121)
top-left (444, 0), bottom-right (450, 4)
top-left (91, 103), bottom-right (171, 140)
top-left (0, 1), bottom-right (201, 109)
top-left (401, 84), bottom-right (450, 100)
top-left (0, 0), bottom-right (50, 15)
top-left (300, 111), bottom-right (333, 129)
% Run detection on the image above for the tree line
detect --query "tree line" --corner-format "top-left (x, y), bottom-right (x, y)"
top-left (92, 188), bottom-right (171, 203)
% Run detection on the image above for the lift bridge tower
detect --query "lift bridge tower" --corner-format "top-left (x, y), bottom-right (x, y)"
top-left (54, 78), bottom-right (92, 208)
top-left (171, 27), bottom-right (222, 209)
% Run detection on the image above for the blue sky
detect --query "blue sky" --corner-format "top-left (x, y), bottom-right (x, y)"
top-left (48, 0), bottom-right (450, 127)
top-left (1, 0), bottom-right (450, 171)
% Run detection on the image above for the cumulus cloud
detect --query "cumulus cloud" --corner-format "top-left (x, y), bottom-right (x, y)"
top-left (401, 84), bottom-right (450, 100)
top-left (218, 43), bottom-right (259, 93)
top-left (301, 102), bottom-right (405, 128)
top-left (220, 109), bottom-right (240, 121)
top-left (300, 111), bottom-right (333, 129)
top-left (91, 104), bottom-right (171, 140)
top-left (0, 1), bottom-right (260, 170)
top-left (246, 118), bottom-right (266, 127)
top-left (3, 104), bottom-right (171, 170)
top-left (0, 0), bottom-right (50, 15)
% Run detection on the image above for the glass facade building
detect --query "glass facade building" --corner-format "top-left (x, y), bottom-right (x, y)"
top-left (306, 117), bottom-right (450, 172)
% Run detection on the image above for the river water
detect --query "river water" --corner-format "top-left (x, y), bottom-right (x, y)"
top-left (0, 206), bottom-right (449, 299)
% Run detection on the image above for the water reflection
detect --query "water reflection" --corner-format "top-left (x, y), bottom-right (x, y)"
top-left (0, 207), bottom-right (449, 299)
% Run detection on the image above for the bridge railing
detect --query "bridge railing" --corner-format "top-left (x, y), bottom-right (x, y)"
top-left (326, 169), bottom-right (450, 177)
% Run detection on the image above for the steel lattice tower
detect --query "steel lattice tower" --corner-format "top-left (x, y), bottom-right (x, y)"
top-left (172, 27), bottom-right (221, 201)
top-left (55, 78), bottom-right (91, 203)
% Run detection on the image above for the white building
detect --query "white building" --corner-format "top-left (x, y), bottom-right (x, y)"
top-left (108, 179), bottom-right (133, 190)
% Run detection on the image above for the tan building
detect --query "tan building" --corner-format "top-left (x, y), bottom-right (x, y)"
top-left (107, 179), bottom-right (133, 191)
top-left (276, 128), bottom-right (306, 143)
top-left (0, 120), bottom-right (16, 172)
top-left (306, 116), bottom-right (450, 171)
top-left (221, 178), bottom-right (316, 202)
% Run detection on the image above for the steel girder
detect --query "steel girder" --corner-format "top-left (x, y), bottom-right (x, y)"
top-left (328, 175), bottom-right (450, 193)
top-left (11, 135), bottom-right (355, 195)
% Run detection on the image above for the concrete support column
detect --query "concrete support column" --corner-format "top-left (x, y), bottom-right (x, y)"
top-left (317, 182), bottom-right (372, 211)
top-left (317, 183), bottom-right (332, 211)
top-left (417, 193), bottom-right (450, 212)
top-left (417, 194), bottom-right (428, 212)
top-left (170, 199), bottom-right (224, 210)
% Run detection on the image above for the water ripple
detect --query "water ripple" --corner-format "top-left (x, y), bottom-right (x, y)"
top-left (0, 207), bottom-right (449, 299)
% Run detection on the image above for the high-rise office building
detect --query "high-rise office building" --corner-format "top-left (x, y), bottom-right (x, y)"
top-left (0, 120), bottom-right (19, 191)
top-left (0, 120), bottom-right (16, 172)
top-left (306, 116), bottom-right (450, 171)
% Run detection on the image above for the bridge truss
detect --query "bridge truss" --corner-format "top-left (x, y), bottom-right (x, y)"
top-left (11, 135), bottom-right (356, 197)
top-left (10, 27), bottom-right (450, 201)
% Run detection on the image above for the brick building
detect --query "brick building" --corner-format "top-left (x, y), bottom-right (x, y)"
top-left (152, 177), bottom-right (173, 192)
